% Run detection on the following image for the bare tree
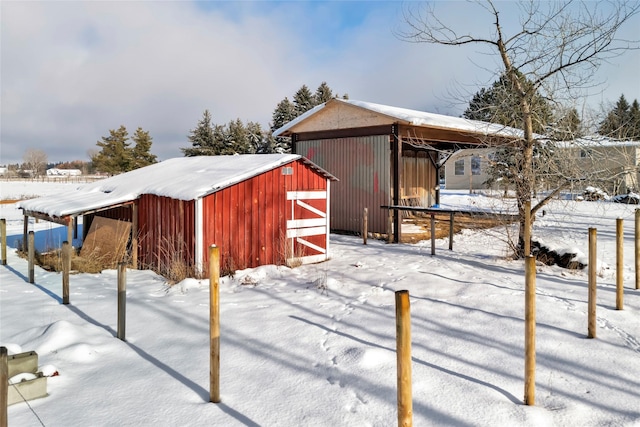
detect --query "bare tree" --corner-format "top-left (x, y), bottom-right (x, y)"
top-left (22, 148), bottom-right (48, 178)
top-left (400, 0), bottom-right (640, 256)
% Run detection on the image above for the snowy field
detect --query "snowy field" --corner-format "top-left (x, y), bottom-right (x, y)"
top-left (1, 180), bottom-right (639, 426)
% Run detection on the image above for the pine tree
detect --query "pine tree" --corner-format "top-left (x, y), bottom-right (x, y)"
top-left (270, 97), bottom-right (297, 153)
top-left (464, 72), bottom-right (552, 133)
top-left (464, 73), bottom-right (553, 191)
top-left (629, 99), bottom-right (640, 140)
top-left (130, 127), bottom-right (158, 169)
top-left (246, 121), bottom-right (267, 153)
top-left (551, 108), bottom-right (583, 141)
top-left (314, 82), bottom-right (333, 105)
top-left (599, 94), bottom-right (632, 139)
top-left (181, 110), bottom-right (222, 156)
top-left (293, 84), bottom-right (315, 116)
top-left (223, 119), bottom-right (254, 155)
top-left (92, 126), bottom-right (132, 175)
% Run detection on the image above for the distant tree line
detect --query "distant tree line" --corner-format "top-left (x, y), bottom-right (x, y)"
top-left (181, 82), bottom-right (348, 157)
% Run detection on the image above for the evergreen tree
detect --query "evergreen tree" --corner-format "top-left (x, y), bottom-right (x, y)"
top-left (599, 94), bottom-right (633, 139)
top-left (293, 84), bottom-right (315, 115)
top-left (314, 82), bottom-right (334, 105)
top-left (464, 73), bottom-right (553, 191)
top-left (246, 121), bottom-right (267, 153)
top-left (92, 126), bottom-right (132, 175)
top-left (223, 119), bottom-right (254, 155)
top-left (181, 110), bottom-right (223, 156)
top-left (270, 97), bottom-right (297, 153)
top-left (464, 72), bottom-right (552, 133)
top-left (629, 99), bottom-right (640, 140)
top-left (130, 127), bottom-right (158, 169)
top-left (551, 108), bottom-right (583, 141)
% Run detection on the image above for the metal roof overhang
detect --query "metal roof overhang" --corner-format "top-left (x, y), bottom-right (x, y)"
top-left (22, 200), bottom-right (135, 226)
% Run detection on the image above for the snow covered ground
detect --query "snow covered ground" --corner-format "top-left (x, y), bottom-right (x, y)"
top-left (1, 181), bottom-right (639, 426)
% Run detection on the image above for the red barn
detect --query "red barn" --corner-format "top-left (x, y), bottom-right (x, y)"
top-left (19, 154), bottom-right (337, 275)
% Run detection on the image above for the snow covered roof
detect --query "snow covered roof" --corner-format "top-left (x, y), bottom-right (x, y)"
top-left (272, 98), bottom-right (525, 139)
top-left (553, 135), bottom-right (640, 148)
top-left (19, 154), bottom-right (334, 218)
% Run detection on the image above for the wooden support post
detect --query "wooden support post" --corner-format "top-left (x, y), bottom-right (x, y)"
top-left (395, 290), bottom-right (413, 427)
top-left (387, 211), bottom-right (393, 244)
top-left (448, 212), bottom-right (454, 251)
top-left (1, 219), bottom-right (6, 266)
top-left (635, 209), bottom-right (640, 289)
top-left (363, 207), bottom-right (368, 245)
top-left (28, 231), bottom-right (35, 284)
top-left (1, 346), bottom-right (7, 427)
top-left (524, 200), bottom-right (531, 257)
top-left (209, 245), bottom-right (221, 403)
top-left (62, 241), bottom-right (70, 305)
top-left (117, 262), bottom-right (126, 340)
top-left (524, 255), bottom-right (536, 406)
top-left (22, 215), bottom-right (28, 254)
top-left (392, 126), bottom-right (401, 244)
top-left (588, 228), bottom-right (597, 339)
top-left (430, 214), bottom-right (436, 256)
top-left (67, 217), bottom-right (73, 246)
top-left (616, 218), bottom-right (624, 310)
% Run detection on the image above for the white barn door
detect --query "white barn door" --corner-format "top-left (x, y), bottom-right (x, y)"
top-left (286, 190), bottom-right (330, 266)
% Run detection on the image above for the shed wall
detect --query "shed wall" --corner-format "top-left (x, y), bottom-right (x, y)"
top-left (202, 159), bottom-right (328, 273)
top-left (137, 195), bottom-right (196, 272)
top-left (296, 135), bottom-right (391, 234)
top-left (402, 150), bottom-right (437, 207)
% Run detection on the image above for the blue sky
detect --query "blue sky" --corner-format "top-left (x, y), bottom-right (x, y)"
top-left (1, 1), bottom-right (639, 164)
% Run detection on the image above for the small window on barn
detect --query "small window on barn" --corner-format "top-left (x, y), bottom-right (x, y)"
top-left (471, 156), bottom-right (481, 175)
top-left (454, 159), bottom-right (465, 175)
top-left (282, 166), bottom-right (293, 175)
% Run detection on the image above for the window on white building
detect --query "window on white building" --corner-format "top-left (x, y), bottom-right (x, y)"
top-left (471, 156), bottom-right (482, 175)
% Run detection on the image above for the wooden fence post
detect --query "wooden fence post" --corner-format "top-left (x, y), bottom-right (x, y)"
top-left (22, 215), bottom-right (28, 255)
top-left (1, 219), bottom-right (6, 266)
top-left (588, 228), bottom-right (597, 339)
top-left (635, 209), bottom-right (640, 289)
top-left (28, 231), bottom-right (35, 284)
top-left (209, 245), bottom-right (221, 403)
top-left (616, 218), bottom-right (624, 310)
top-left (62, 241), bottom-right (70, 305)
top-left (430, 214), bottom-right (436, 256)
top-left (395, 290), bottom-right (413, 427)
top-left (448, 212), bottom-right (454, 251)
top-left (524, 255), bottom-right (536, 406)
top-left (363, 207), bottom-right (368, 245)
top-left (1, 346), bottom-right (7, 427)
top-left (117, 262), bottom-right (126, 341)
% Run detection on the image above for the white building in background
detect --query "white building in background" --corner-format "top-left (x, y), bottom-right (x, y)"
top-left (444, 148), bottom-right (494, 191)
top-left (46, 168), bottom-right (82, 177)
top-left (444, 137), bottom-right (640, 195)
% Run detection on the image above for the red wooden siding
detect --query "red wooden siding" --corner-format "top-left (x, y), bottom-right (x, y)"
top-left (137, 194), bottom-right (195, 271)
top-left (202, 159), bottom-right (328, 272)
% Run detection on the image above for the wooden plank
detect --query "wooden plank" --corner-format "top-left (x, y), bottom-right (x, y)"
top-left (286, 191), bottom-right (327, 200)
top-left (287, 218), bottom-right (327, 229)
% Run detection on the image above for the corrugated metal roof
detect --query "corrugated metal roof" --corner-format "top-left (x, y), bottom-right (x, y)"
top-left (18, 154), bottom-right (335, 218)
top-left (272, 98), bottom-right (525, 139)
